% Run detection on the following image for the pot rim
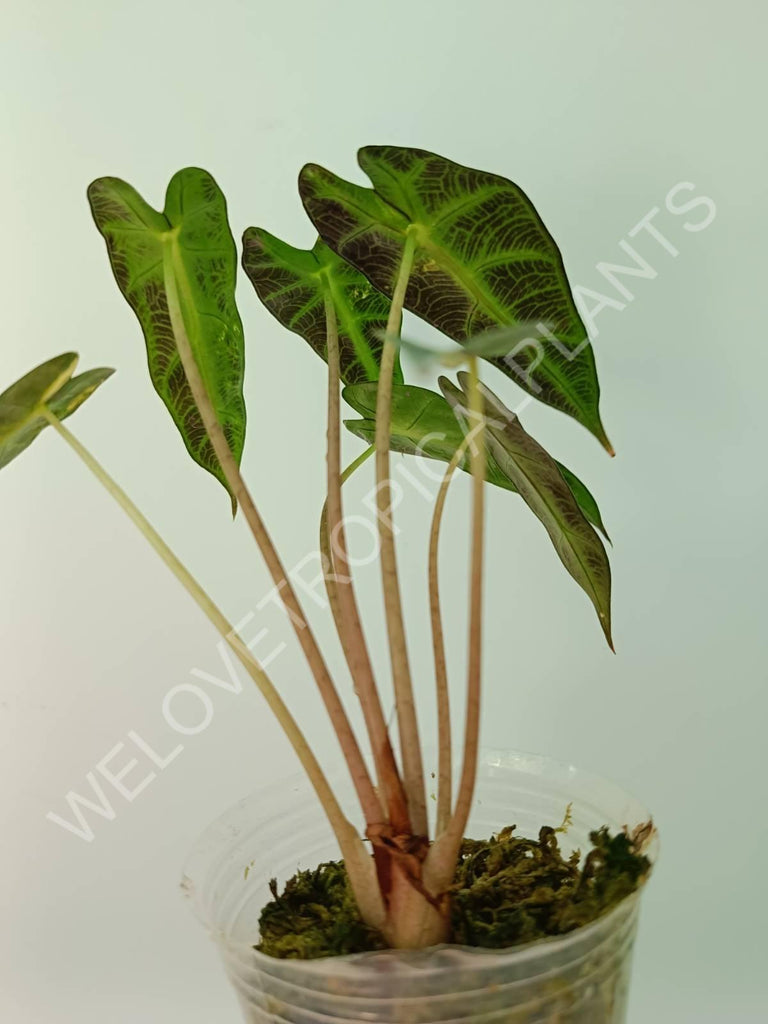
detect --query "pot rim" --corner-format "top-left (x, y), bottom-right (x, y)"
top-left (182, 747), bottom-right (657, 973)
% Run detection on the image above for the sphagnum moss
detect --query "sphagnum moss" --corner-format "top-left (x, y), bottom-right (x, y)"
top-left (257, 823), bottom-right (651, 959)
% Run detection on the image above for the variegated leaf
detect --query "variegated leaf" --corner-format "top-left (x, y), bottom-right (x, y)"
top-left (88, 168), bottom-right (245, 507)
top-left (242, 230), bottom-right (401, 385)
top-left (299, 146), bottom-right (611, 451)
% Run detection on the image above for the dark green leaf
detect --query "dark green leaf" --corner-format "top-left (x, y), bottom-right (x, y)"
top-left (343, 382), bottom-right (608, 539)
top-left (441, 374), bottom-right (612, 647)
top-left (0, 355), bottom-right (114, 470)
top-left (88, 168), bottom-right (246, 505)
top-left (242, 230), bottom-right (401, 385)
top-left (299, 146), bottom-right (611, 451)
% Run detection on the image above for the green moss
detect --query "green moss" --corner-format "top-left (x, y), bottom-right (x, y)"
top-left (256, 862), bottom-right (387, 959)
top-left (451, 825), bottom-right (649, 947)
top-left (257, 824), bottom-right (651, 960)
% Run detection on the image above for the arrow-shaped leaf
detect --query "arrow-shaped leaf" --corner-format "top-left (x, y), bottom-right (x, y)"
top-left (300, 146), bottom-right (610, 451)
top-left (441, 374), bottom-right (613, 647)
top-left (88, 168), bottom-right (246, 506)
top-left (343, 382), bottom-right (609, 540)
top-left (242, 230), bottom-right (402, 385)
top-left (0, 354), bottom-right (114, 470)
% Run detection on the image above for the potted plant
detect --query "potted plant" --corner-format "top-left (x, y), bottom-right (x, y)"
top-left (0, 146), bottom-right (656, 1022)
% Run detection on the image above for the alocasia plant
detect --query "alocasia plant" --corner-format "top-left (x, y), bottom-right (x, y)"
top-left (1, 146), bottom-right (619, 950)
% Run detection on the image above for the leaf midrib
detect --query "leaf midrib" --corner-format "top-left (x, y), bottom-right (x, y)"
top-left (322, 268), bottom-right (381, 381)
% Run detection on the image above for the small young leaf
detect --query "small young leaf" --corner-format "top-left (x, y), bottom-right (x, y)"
top-left (88, 169), bottom-right (246, 506)
top-left (441, 374), bottom-right (613, 647)
top-left (0, 356), bottom-right (114, 470)
top-left (343, 382), bottom-right (608, 539)
top-left (0, 353), bottom-right (78, 435)
top-left (300, 146), bottom-right (611, 451)
top-left (242, 230), bottom-right (401, 385)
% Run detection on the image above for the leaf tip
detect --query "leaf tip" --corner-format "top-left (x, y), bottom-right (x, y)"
top-left (601, 618), bottom-right (615, 652)
top-left (597, 427), bottom-right (616, 457)
top-left (586, 411), bottom-right (615, 457)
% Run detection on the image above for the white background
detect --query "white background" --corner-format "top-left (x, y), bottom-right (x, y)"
top-left (1, 1), bottom-right (766, 1021)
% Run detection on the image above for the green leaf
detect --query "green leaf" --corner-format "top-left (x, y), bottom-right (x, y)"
top-left (556, 464), bottom-right (610, 545)
top-left (441, 374), bottom-right (613, 647)
top-left (343, 382), bottom-right (608, 540)
top-left (299, 146), bottom-right (611, 451)
top-left (242, 230), bottom-right (402, 385)
top-left (345, 381), bottom-right (483, 471)
top-left (0, 353), bottom-right (78, 437)
top-left (0, 354), bottom-right (114, 470)
top-left (88, 168), bottom-right (246, 506)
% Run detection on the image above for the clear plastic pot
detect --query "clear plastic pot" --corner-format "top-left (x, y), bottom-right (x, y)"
top-left (182, 750), bottom-right (657, 1023)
